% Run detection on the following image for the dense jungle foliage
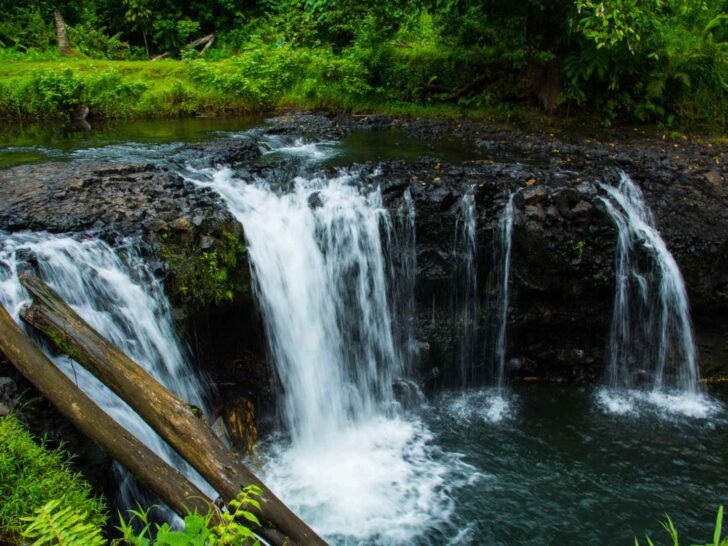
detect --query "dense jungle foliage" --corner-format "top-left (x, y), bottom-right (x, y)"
top-left (0, 0), bottom-right (726, 127)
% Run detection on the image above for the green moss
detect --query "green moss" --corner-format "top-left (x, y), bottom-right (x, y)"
top-left (0, 415), bottom-right (107, 544)
top-left (159, 227), bottom-right (249, 310)
top-left (45, 327), bottom-right (86, 363)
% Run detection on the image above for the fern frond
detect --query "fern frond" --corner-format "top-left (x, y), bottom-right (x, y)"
top-left (21, 499), bottom-right (105, 546)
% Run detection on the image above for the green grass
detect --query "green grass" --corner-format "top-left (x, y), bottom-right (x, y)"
top-left (0, 50), bottom-right (525, 122)
top-left (0, 42), bottom-right (722, 130)
top-left (0, 414), bottom-right (107, 544)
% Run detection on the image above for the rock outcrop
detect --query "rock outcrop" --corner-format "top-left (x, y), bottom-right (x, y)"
top-left (1, 117), bottom-right (726, 391)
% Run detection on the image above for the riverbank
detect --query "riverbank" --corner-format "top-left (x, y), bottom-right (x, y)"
top-left (0, 56), bottom-right (518, 122)
top-left (1, 57), bottom-right (726, 138)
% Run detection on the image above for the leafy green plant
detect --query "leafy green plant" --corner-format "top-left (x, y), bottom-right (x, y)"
top-left (115, 485), bottom-right (263, 545)
top-left (22, 499), bottom-right (106, 546)
top-left (564, 0), bottom-right (728, 125)
top-left (26, 67), bottom-right (86, 112)
top-left (67, 23), bottom-right (136, 60)
top-left (635, 505), bottom-right (727, 546)
top-left (0, 415), bottom-right (106, 544)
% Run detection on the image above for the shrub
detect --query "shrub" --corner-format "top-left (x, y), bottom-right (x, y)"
top-left (67, 23), bottom-right (137, 60)
top-left (85, 68), bottom-right (148, 117)
top-left (0, 415), bottom-right (107, 544)
top-left (563, 0), bottom-right (728, 126)
top-left (6, 66), bottom-right (88, 117)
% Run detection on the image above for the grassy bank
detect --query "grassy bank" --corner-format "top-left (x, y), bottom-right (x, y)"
top-left (0, 51), bottom-right (522, 123)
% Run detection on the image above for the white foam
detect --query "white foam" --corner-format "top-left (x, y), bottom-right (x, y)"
top-left (442, 389), bottom-right (514, 424)
top-left (263, 415), bottom-right (466, 544)
top-left (596, 388), bottom-right (723, 420)
top-left (263, 136), bottom-right (338, 161)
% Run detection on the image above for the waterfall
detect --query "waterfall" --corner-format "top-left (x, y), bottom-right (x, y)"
top-left (188, 166), bottom-right (458, 544)
top-left (384, 188), bottom-right (417, 376)
top-left (201, 169), bottom-right (400, 442)
top-left (599, 172), bottom-right (699, 395)
top-left (0, 232), bottom-right (212, 507)
top-left (492, 193), bottom-right (515, 388)
top-left (452, 189), bottom-right (478, 385)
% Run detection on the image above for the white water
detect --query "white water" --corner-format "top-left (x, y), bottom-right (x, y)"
top-left (441, 388), bottom-right (514, 425)
top-left (599, 172), bottom-right (710, 416)
top-left (262, 135), bottom-right (339, 162)
top-left (187, 166), bottom-right (461, 544)
top-left (595, 387), bottom-right (722, 420)
top-left (492, 194), bottom-right (514, 388)
top-left (453, 189), bottom-right (478, 385)
top-left (0, 232), bottom-right (212, 506)
top-left (386, 188), bottom-right (417, 375)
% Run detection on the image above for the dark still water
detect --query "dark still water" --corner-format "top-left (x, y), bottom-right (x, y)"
top-left (0, 117), bottom-right (479, 169)
top-left (418, 384), bottom-right (727, 546)
top-left (0, 117), bottom-right (263, 167)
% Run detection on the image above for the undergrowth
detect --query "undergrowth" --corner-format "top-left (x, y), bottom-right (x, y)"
top-left (0, 414), bottom-right (107, 544)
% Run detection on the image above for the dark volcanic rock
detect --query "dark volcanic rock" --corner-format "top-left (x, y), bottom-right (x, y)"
top-left (374, 131), bottom-right (728, 384)
top-left (0, 161), bottom-right (227, 236)
top-left (1, 115), bottom-right (726, 389)
top-left (188, 139), bottom-right (263, 166)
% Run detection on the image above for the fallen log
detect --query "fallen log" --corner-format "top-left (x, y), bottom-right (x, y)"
top-left (200, 34), bottom-right (216, 55)
top-left (186, 33), bottom-right (215, 49)
top-left (0, 301), bottom-right (211, 518)
top-left (19, 273), bottom-right (326, 546)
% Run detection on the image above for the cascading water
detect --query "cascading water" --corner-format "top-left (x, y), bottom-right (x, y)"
top-left (388, 188), bottom-right (417, 376)
top-left (452, 189), bottom-right (478, 386)
top-left (187, 165), bottom-right (462, 544)
top-left (491, 193), bottom-right (514, 388)
top-left (598, 172), bottom-right (713, 417)
top-left (446, 192), bottom-right (516, 425)
top-left (0, 232), bottom-right (212, 507)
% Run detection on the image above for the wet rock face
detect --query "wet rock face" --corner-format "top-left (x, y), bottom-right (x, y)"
top-left (367, 124), bottom-right (727, 384)
top-left (0, 161), bottom-right (224, 235)
top-left (0, 143), bottom-right (272, 418)
top-left (378, 159), bottom-right (617, 384)
top-left (0, 117), bottom-right (726, 389)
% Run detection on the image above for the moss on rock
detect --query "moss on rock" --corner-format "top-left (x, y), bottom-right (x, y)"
top-left (158, 220), bottom-right (250, 312)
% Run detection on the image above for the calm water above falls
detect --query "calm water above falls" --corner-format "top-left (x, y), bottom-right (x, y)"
top-left (0, 123), bottom-right (725, 545)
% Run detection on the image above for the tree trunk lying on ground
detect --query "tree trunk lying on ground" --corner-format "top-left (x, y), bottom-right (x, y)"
top-left (18, 273), bottom-right (326, 546)
top-left (0, 301), bottom-right (211, 518)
